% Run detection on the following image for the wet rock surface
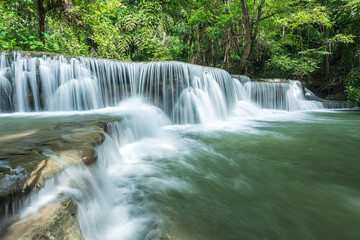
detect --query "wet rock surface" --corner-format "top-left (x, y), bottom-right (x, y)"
top-left (1, 198), bottom-right (83, 240)
top-left (0, 116), bottom-right (120, 217)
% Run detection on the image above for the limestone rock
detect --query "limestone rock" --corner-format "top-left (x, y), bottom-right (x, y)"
top-left (1, 199), bottom-right (83, 240)
top-left (0, 117), bottom-right (120, 218)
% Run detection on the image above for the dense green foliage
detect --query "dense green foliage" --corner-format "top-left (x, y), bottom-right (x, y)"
top-left (345, 69), bottom-right (360, 102)
top-left (0, 0), bottom-right (359, 102)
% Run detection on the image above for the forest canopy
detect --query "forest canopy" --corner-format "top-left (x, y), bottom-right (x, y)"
top-left (0, 0), bottom-right (359, 102)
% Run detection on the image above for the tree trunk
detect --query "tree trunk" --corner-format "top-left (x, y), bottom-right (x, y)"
top-left (239, 41), bottom-right (252, 75)
top-left (38, 0), bottom-right (46, 44)
top-left (211, 39), bottom-right (214, 67)
top-left (239, 0), bottom-right (265, 75)
top-left (324, 27), bottom-right (330, 82)
top-left (239, 0), bottom-right (252, 74)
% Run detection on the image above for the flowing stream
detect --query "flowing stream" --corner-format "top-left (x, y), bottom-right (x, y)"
top-left (1, 52), bottom-right (360, 239)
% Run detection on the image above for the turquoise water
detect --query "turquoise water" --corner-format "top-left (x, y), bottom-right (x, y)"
top-left (1, 52), bottom-right (359, 239)
top-left (1, 110), bottom-right (360, 240)
top-left (118, 111), bottom-right (360, 240)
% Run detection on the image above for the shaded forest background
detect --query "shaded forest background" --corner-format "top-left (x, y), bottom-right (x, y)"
top-left (1, 0), bottom-right (359, 102)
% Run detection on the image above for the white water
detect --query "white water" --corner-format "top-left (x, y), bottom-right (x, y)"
top-left (1, 52), bottom-right (354, 239)
top-left (0, 52), bottom-right (237, 123)
top-left (7, 98), bottom-right (178, 239)
top-left (3, 98), bottom-right (323, 239)
top-left (244, 80), bottom-right (323, 111)
top-left (0, 52), bottom-right (334, 121)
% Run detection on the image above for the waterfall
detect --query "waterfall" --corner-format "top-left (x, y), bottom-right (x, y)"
top-left (322, 101), bottom-right (359, 109)
top-left (305, 87), bottom-right (359, 109)
top-left (0, 53), bottom-right (12, 112)
top-left (244, 80), bottom-right (323, 111)
top-left (1, 51), bottom-right (355, 120)
top-left (2, 52), bottom-right (359, 240)
top-left (173, 74), bottom-right (228, 124)
top-left (9, 100), bottom-right (175, 240)
top-left (233, 78), bottom-right (250, 101)
top-left (232, 75), bottom-right (251, 85)
top-left (0, 52), bottom-right (237, 123)
top-left (304, 87), bottom-right (324, 101)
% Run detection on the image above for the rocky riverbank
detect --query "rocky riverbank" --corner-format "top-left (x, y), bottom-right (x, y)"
top-left (0, 116), bottom-right (120, 239)
top-left (2, 198), bottom-right (83, 240)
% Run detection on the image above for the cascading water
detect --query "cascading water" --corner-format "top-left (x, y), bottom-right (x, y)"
top-left (0, 52), bottom-right (236, 123)
top-left (233, 78), bottom-right (250, 101)
top-left (305, 87), bottom-right (359, 109)
top-left (244, 80), bottom-right (323, 110)
top-left (13, 99), bottom-right (176, 240)
top-left (89, 100), bottom-right (175, 240)
top-left (2, 51), bottom-right (343, 122)
top-left (0, 54), bottom-right (13, 112)
top-left (1, 52), bottom-right (359, 240)
top-left (304, 87), bottom-right (324, 101)
top-left (232, 75), bottom-right (251, 85)
top-left (173, 74), bottom-right (228, 124)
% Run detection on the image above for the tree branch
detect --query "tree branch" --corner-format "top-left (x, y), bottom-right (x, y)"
top-left (252, 0), bottom-right (265, 41)
top-left (260, 2), bottom-right (304, 22)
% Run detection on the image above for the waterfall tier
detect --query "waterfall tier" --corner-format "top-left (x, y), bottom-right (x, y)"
top-left (1, 51), bottom-right (355, 123)
top-left (0, 52), bottom-right (237, 123)
top-left (244, 80), bottom-right (323, 111)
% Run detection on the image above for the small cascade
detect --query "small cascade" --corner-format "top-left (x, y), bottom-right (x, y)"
top-left (244, 80), bottom-right (323, 111)
top-left (231, 75), bottom-right (251, 85)
top-left (244, 81), bottom-right (290, 110)
top-left (286, 81), bottom-right (324, 110)
top-left (49, 77), bottom-right (101, 111)
top-left (0, 53), bottom-right (12, 112)
top-left (174, 74), bottom-right (228, 124)
top-left (304, 87), bottom-right (324, 101)
top-left (107, 97), bottom-right (171, 146)
top-left (0, 74), bottom-right (12, 112)
top-left (76, 100), bottom-right (174, 240)
top-left (322, 101), bottom-right (359, 109)
top-left (305, 87), bottom-right (359, 109)
top-left (232, 78), bottom-right (250, 101)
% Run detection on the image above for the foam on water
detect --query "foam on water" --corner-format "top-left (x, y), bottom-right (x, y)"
top-left (2, 52), bottom-right (348, 123)
top-left (0, 52), bottom-right (238, 123)
top-left (1, 52), bottom-right (358, 239)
